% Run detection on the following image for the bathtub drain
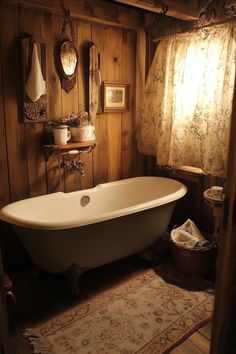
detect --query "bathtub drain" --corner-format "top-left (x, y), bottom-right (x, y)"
top-left (81, 195), bottom-right (90, 207)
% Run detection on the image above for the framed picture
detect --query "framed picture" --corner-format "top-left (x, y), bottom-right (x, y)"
top-left (102, 82), bottom-right (130, 112)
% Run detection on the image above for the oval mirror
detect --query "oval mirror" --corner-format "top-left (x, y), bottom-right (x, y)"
top-left (56, 39), bottom-right (79, 93)
top-left (60, 40), bottom-right (78, 76)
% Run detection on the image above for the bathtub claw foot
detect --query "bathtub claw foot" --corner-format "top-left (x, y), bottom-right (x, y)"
top-left (139, 248), bottom-right (156, 263)
top-left (69, 277), bottom-right (80, 296)
top-left (61, 263), bottom-right (90, 296)
top-left (139, 233), bottom-right (170, 264)
top-left (151, 233), bottom-right (170, 263)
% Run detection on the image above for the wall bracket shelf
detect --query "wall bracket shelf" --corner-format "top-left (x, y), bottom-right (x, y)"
top-left (43, 141), bottom-right (97, 161)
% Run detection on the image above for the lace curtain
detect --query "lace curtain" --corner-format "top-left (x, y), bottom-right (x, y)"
top-left (137, 23), bottom-right (236, 175)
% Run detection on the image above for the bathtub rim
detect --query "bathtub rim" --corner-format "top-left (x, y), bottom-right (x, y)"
top-left (0, 176), bottom-right (187, 230)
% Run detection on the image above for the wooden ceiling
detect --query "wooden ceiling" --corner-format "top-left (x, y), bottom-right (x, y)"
top-left (114, 0), bottom-right (201, 21)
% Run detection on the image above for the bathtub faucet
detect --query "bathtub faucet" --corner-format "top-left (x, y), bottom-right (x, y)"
top-left (63, 159), bottom-right (86, 176)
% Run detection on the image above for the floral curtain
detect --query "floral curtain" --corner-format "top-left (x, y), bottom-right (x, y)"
top-left (137, 23), bottom-right (236, 175)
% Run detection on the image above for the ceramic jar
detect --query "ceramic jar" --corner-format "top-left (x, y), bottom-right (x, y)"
top-left (70, 125), bottom-right (95, 142)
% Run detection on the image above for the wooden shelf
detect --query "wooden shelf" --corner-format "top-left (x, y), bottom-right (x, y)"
top-left (43, 141), bottom-right (97, 160)
top-left (164, 165), bottom-right (203, 183)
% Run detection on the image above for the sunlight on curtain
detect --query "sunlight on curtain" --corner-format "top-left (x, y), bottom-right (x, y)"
top-left (137, 23), bottom-right (236, 175)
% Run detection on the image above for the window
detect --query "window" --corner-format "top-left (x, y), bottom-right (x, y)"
top-left (137, 23), bottom-right (236, 176)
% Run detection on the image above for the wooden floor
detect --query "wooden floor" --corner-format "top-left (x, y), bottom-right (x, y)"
top-left (171, 322), bottom-right (211, 354)
top-left (7, 256), bottom-right (212, 354)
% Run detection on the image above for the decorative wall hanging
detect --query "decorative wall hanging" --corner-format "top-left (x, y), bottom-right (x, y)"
top-left (55, 8), bottom-right (78, 93)
top-left (89, 44), bottom-right (101, 120)
top-left (102, 82), bottom-right (130, 112)
top-left (20, 36), bottom-right (48, 123)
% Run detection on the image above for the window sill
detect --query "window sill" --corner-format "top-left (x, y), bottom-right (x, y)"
top-left (161, 165), bottom-right (203, 183)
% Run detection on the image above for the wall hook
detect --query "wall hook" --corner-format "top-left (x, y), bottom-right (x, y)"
top-left (64, 9), bottom-right (70, 18)
top-left (160, 4), bottom-right (168, 15)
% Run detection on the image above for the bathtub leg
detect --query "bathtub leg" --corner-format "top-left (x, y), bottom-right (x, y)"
top-left (139, 233), bottom-right (170, 264)
top-left (69, 275), bottom-right (80, 296)
top-left (61, 263), bottom-right (89, 296)
top-left (66, 263), bottom-right (81, 296)
top-left (139, 248), bottom-right (156, 263)
top-left (151, 233), bottom-right (170, 263)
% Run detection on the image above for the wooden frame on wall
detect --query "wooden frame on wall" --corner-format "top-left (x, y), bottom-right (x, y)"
top-left (102, 82), bottom-right (130, 112)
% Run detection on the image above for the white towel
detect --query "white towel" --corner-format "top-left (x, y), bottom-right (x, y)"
top-left (25, 42), bottom-right (46, 102)
top-left (171, 219), bottom-right (209, 249)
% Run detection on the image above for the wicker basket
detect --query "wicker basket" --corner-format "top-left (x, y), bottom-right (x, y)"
top-left (170, 236), bottom-right (218, 277)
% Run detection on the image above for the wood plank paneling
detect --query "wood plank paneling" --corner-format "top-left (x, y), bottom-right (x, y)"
top-left (92, 23), bottom-right (109, 186)
top-left (2, 0), bottom-right (142, 30)
top-left (0, 1), bottom-right (138, 269)
top-left (115, 0), bottom-right (200, 20)
top-left (105, 26), bottom-right (122, 181)
top-left (80, 151), bottom-right (94, 190)
top-left (0, 4), bottom-right (138, 198)
top-left (24, 123), bottom-right (47, 197)
top-left (46, 152), bottom-right (61, 193)
top-left (77, 19), bottom-right (91, 113)
top-left (121, 29), bottom-right (135, 178)
top-left (19, 7), bottom-right (47, 197)
top-left (41, 13), bottom-right (62, 194)
top-left (0, 32), bottom-right (11, 207)
top-left (107, 112), bottom-right (122, 181)
top-left (60, 17), bottom-right (80, 193)
top-left (77, 19), bottom-right (93, 191)
top-left (134, 29), bottom-right (146, 176)
top-left (0, 4), bottom-right (137, 198)
top-left (42, 13), bottom-right (62, 120)
top-left (0, 3), bottom-right (29, 202)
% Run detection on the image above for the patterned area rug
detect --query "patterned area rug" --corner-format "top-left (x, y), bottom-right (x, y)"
top-left (24, 265), bottom-right (214, 354)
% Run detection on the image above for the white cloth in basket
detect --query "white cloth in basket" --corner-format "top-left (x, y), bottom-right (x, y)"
top-left (171, 219), bottom-right (209, 249)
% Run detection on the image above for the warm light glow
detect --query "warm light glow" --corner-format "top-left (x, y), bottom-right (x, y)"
top-left (137, 23), bottom-right (236, 175)
top-left (175, 40), bottom-right (220, 121)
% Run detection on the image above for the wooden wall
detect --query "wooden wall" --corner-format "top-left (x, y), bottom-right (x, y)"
top-left (0, 1), bottom-right (139, 207)
top-left (0, 0), bottom-right (144, 269)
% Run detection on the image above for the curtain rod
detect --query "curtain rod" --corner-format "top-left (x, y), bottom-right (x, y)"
top-left (153, 16), bottom-right (236, 42)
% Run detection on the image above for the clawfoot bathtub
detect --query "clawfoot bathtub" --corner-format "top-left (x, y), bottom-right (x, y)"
top-left (0, 177), bottom-right (187, 294)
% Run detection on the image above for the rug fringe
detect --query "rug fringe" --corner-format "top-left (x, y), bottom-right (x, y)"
top-left (23, 328), bottom-right (53, 354)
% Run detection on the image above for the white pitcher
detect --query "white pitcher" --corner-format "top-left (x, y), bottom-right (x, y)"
top-left (53, 125), bottom-right (71, 145)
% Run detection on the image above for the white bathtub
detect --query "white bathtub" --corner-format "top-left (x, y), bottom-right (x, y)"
top-left (0, 177), bottom-right (186, 293)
